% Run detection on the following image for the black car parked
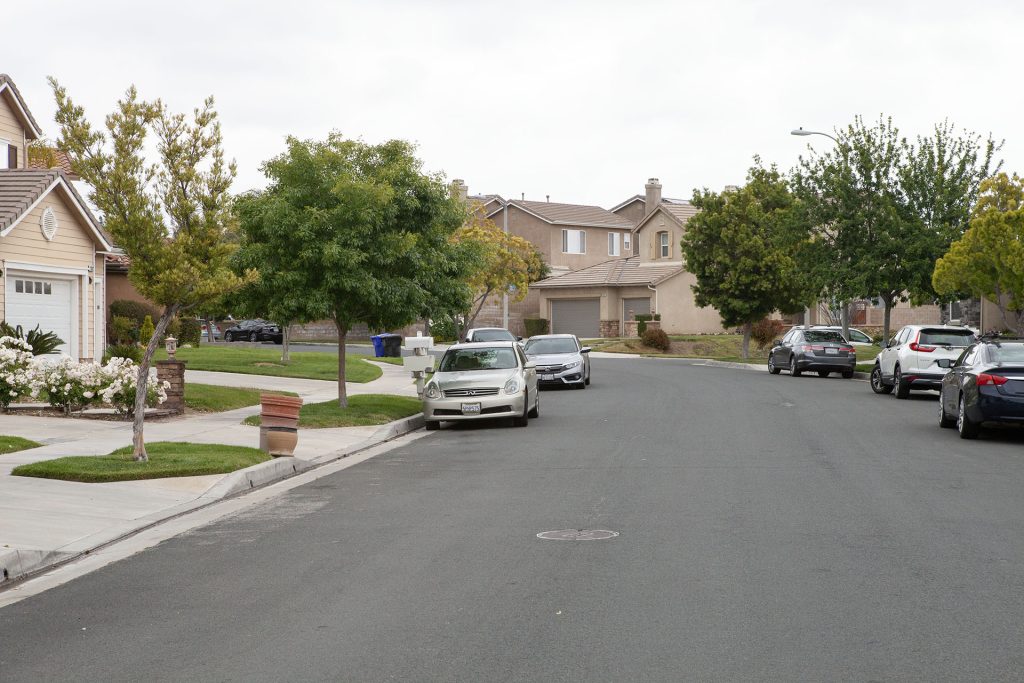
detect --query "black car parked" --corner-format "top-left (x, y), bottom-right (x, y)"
top-left (223, 319), bottom-right (283, 344)
top-left (938, 337), bottom-right (1024, 439)
top-left (768, 327), bottom-right (857, 378)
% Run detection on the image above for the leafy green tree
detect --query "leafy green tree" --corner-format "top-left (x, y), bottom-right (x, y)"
top-left (793, 116), bottom-right (1001, 342)
top-left (933, 173), bottom-right (1024, 334)
top-left (683, 161), bottom-right (811, 358)
top-left (450, 209), bottom-right (548, 341)
top-left (236, 134), bottom-right (474, 406)
top-left (51, 79), bottom-right (250, 461)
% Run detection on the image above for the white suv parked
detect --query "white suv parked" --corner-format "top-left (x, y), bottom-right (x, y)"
top-left (870, 324), bottom-right (977, 399)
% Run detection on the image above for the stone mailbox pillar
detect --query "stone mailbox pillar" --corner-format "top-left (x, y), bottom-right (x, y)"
top-left (156, 360), bottom-right (186, 415)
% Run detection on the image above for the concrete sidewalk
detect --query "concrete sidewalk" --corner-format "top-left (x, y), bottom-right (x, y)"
top-left (0, 360), bottom-right (423, 585)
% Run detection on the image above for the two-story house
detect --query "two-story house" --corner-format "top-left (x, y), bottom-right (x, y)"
top-left (532, 178), bottom-right (725, 337)
top-left (0, 74), bottom-right (112, 359)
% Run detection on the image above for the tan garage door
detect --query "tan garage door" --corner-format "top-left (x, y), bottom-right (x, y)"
top-left (622, 297), bottom-right (650, 323)
top-left (551, 299), bottom-right (600, 338)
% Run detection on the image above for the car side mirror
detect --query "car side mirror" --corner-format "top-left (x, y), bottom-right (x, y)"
top-left (425, 367), bottom-right (435, 375)
top-left (580, 347), bottom-right (591, 354)
top-left (516, 336), bottom-right (523, 342)
top-left (524, 361), bottom-right (536, 369)
top-left (772, 339), bottom-right (782, 347)
top-left (936, 358), bottom-right (954, 368)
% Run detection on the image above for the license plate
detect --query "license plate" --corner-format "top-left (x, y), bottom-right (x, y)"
top-left (461, 403), bottom-right (481, 414)
top-left (541, 374), bottom-right (554, 381)
top-left (826, 348), bottom-right (838, 355)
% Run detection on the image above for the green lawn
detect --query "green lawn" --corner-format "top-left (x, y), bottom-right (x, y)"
top-left (0, 435), bottom-right (41, 455)
top-left (184, 384), bottom-right (298, 412)
top-left (11, 442), bottom-right (270, 483)
top-left (244, 394), bottom-right (421, 428)
top-left (155, 346), bottom-right (382, 382)
top-left (592, 334), bottom-right (881, 367)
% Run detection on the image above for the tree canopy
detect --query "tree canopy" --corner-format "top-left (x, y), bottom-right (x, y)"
top-left (236, 134), bottom-right (474, 406)
top-left (933, 173), bottom-right (1024, 334)
top-left (682, 161), bottom-right (811, 358)
top-left (50, 78), bottom-right (248, 461)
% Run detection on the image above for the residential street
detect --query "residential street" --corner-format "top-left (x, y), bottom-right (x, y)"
top-left (3, 356), bottom-right (1024, 681)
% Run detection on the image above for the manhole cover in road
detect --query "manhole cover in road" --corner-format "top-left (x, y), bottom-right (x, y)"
top-left (536, 529), bottom-right (619, 541)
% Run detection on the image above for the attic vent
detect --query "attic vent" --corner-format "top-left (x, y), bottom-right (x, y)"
top-left (41, 207), bottom-right (58, 241)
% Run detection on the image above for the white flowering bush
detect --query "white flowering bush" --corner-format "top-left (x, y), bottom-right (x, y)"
top-left (97, 356), bottom-right (169, 416)
top-left (0, 336), bottom-right (34, 410)
top-left (31, 356), bottom-right (107, 415)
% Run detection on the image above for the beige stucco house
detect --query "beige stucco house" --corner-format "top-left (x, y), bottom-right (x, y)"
top-left (0, 74), bottom-right (112, 359)
top-left (532, 179), bottom-right (726, 337)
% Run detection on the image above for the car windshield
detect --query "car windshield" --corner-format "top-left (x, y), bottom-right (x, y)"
top-left (439, 347), bottom-right (518, 372)
top-left (990, 342), bottom-right (1024, 363)
top-left (471, 329), bottom-right (516, 342)
top-left (804, 330), bottom-right (846, 343)
top-left (524, 338), bottom-right (578, 355)
top-left (920, 329), bottom-right (975, 346)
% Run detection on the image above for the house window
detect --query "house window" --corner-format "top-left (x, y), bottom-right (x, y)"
top-left (624, 233), bottom-right (631, 254)
top-left (608, 232), bottom-right (620, 256)
top-left (658, 231), bottom-right (670, 258)
top-left (562, 229), bottom-right (586, 254)
top-left (15, 279), bottom-right (23, 293)
top-left (0, 140), bottom-right (9, 170)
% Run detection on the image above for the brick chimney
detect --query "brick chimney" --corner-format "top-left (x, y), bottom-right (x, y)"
top-left (645, 178), bottom-right (662, 214)
top-left (452, 178), bottom-right (468, 203)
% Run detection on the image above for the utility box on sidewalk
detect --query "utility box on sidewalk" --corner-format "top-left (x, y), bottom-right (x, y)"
top-left (156, 360), bottom-right (186, 415)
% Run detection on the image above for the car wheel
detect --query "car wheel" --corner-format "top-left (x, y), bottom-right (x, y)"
top-left (957, 394), bottom-right (979, 439)
top-left (841, 370), bottom-right (854, 379)
top-left (585, 371), bottom-right (590, 386)
top-left (894, 366), bottom-right (910, 399)
top-left (789, 357), bottom-right (801, 377)
top-left (768, 354), bottom-right (781, 375)
top-left (225, 332), bottom-right (233, 342)
top-left (424, 420), bottom-right (440, 431)
top-left (249, 332), bottom-right (258, 342)
top-left (870, 365), bottom-right (892, 394)
top-left (938, 393), bottom-right (956, 428)
top-left (817, 370), bottom-right (830, 378)
top-left (513, 392), bottom-right (529, 427)
top-left (576, 378), bottom-right (586, 390)
top-left (528, 391), bottom-right (539, 418)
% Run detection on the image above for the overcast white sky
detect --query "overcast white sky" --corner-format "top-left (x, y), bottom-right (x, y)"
top-left (7, 1), bottom-right (1023, 207)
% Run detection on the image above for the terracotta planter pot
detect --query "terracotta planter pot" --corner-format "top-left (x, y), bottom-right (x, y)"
top-left (266, 427), bottom-right (298, 457)
top-left (261, 394), bottom-right (302, 421)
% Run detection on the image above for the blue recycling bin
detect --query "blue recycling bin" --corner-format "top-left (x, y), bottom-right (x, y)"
top-left (381, 333), bottom-right (402, 357)
top-left (370, 334), bottom-right (386, 357)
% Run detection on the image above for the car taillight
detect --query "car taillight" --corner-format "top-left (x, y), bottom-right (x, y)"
top-left (977, 373), bottom-right (1009, 386)
top-left (841, 347), bottom-right (855, 353)
top-left (909, 331), bottom-right (934, 352)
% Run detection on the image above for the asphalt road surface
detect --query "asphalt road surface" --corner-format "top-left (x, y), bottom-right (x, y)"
top-left (3, 358), bottom-right (1024, 681)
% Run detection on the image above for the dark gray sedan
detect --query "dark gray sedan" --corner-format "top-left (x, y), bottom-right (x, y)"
top-left (768, 327), bottom-right (857, 378)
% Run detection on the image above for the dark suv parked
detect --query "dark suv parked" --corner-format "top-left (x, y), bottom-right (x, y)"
top-left (223, 319), bottom-right (283, 344)
top-left (768, 327), bottom-right (857, 378)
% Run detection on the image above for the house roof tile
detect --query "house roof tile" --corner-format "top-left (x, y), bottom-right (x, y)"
top-left (512, 199), bottom-right (635, 229)
top-left (27, 148), bottom-right (80, 179)
top-left (0, 74), bottom-right (43, 139)
top-left (532, 255), bottom-right (682, 289)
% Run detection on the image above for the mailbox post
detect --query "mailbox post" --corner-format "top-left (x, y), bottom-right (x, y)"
top-left (403, 331), bottom-right (435, 397)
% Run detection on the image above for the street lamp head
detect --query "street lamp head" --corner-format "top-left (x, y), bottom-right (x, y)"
top-left (791, 128), bottom-right (812, 136)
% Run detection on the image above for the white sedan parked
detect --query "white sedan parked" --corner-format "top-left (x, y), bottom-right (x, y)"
top-left (422, 341), bottom-right (539, 430)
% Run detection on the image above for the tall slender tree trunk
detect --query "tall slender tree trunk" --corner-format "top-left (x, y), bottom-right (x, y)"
top-left (741, 321), bottom-right (752, 359)
top-left (841, 301), bottom-right (850, 340)
top-left (202, 316), bottom-right (213, 346)
top-left (334, 316), bottom-right (349, 408)
top-left (882, 298), bottom-right (893, 346)
top-left (132, 304), bottom-right (179, 462)
top-left (281, 325), bottom-right (291, 364)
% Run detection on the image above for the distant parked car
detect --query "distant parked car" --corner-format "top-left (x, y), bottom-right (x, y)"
top-left (200, 321), bottom-right (221, 340)
top-left (422, 341), bottom-right (539, 430)
top-left (870, 325), bottom-right (976, 398)
top-left (523, 334), bottom-right (591, 389)
top-left (464, 327), bottom-right (521, 343)
top-left (223, 319), bottom-right (283, 344)
top-left (804, 325), bottom-right (874, 346)
top-left (938, 336), bottom-right (1024, 439)
top-left (768, 327), bottom-right (857, 378)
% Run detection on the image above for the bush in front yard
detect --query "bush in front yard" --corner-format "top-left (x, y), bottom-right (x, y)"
top-left (0, 336), bottom-right (34, 410)
top-left (751, 318), bottom-right (786, 350)
top-left (524, 318), bottom-right (549, 336)
top-left (178, 318), bottom-right (202, 346)
top-left (641, 327), bottom-right (671, 352)
top-left (109, 315), bottom-right (138, 345)
top-left (103, 343), bottom-right (143, 364)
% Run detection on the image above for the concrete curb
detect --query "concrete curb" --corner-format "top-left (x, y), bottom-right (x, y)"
top-left (0, 413), bottom-right (426, 586)
top-left (690, 358), bottom-right (870, 381)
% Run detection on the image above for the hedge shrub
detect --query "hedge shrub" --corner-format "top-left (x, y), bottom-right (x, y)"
top-left (109, 300), bottom-right (159, 328)
top-left (641, 327), bottom-right (671, 352)
top-left (635, 313), bottom-right (661, 336)
top-left (139, 315), bottom-right (155, 344)
top-left (524, 318), bottom-right (549, 336)
top-left (178, 318), bottom-right (202, 346)
top-left (751, 318), bottom-right (786, 350)
top-left (109, 316), bottom-right (137, 345)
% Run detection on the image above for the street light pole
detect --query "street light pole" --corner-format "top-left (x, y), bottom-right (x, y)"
top-left (790, 126), bottom-right (850, 338)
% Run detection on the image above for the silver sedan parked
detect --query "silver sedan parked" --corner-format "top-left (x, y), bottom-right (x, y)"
top-left (522, 334), bottom-right (591, 389)
top-left (422, 341), bottom-right (539, 430)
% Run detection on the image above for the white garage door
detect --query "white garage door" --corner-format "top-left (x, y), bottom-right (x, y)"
top-left (6, 276), bottom-right (73, 355)
top-left (551, 299), bottom-right (600, 338)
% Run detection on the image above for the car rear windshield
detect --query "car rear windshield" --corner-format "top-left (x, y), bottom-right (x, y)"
top-left (524, 338), bottom-right (578, 355)
top-left (440, 348), bottom-right (518, 372)
top-left (989, 342), bottom-right (1024, 363)
top-left (919, 329), bottom-right (975, 346)
top-left (472, 330), bottom-right (516, 342)
top-left (804, 330), bottom-right (846, 343)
